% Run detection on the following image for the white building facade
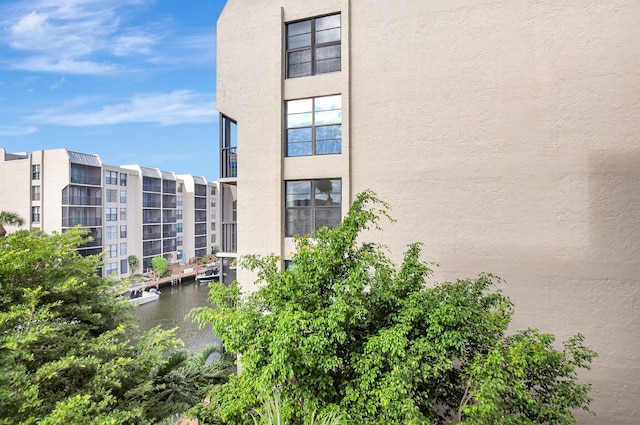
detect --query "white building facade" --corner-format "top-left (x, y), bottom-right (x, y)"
top-left (0, 148), bottom-right (218, 278)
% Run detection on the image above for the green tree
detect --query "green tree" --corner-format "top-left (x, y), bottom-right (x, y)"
top-left (128, 254), bottom-right (140, 276)
top-left (191, 191), bottom-right (596, 425)
top-left (0, 228), bottom-right (231, 424)
top-left (152, 256), bottom-right (169, 278)
top-left (0, 210), bottom-right (24, 237)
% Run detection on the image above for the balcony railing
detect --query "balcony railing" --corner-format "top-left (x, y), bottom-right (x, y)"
top-left (79, 238), bottom-right (102, 248)
top-left (221, 222), bottom-right (237, 253)
top-left (221, 147), bottom-right (237, 178)
top-left (143, 248), bottom-right (162, 256)
top-left (62, 196), bottom-right (102, 206)
top-left (163, 231), bottom-right (177, 238)
top-left (143, 184), bottom-right (161, 192)
top-left (62, 218), bottom-right (102, 227)
top-left (143, 232), bottom-right (162, 240)
top-left (143, 201), bottom-right (162, 208)
top-left (143, 216), bottom-right (162, 224)
top-left (71, 176), bottom-right (101, 186)
top-left (163, 216), bottom-right (177, 223)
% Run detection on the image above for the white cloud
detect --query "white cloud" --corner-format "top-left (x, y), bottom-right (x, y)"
top-left (112, 34), bottom-right (154, 56)
top-left (0, 125), bottom-right (38, 136)
top-left (29, 90), bottom-right (216, 126)
top-left (2, 0), bottom-right (157, 74)
top-left (12, 56), bottom-right (115, 74)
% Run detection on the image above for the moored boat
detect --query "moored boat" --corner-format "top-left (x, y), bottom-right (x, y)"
top-left (195, 263), bottom-right (220, 283)
top-left (124, 284), bottom-right (160, 306)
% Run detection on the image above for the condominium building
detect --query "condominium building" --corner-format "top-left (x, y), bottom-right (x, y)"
top-left (0, 148), bottom-right (219, 278)
top-left (215, 1), bottom-right (640, 423)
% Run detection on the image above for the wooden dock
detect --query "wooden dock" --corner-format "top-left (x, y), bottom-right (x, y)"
top-left (118, 261), bottom-right (213, 293)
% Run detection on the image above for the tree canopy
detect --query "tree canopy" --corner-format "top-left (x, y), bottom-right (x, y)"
top-left (191, 191), bottom-right (596, 425)
top-left (0, 227), bottom-right (230, 424)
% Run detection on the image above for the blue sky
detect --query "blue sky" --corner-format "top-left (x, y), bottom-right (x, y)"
top-left (0, 0), bottom-right (226, 181)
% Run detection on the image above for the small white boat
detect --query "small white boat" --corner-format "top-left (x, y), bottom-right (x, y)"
top-left (196, 263), bottom-right (220, 283)
top-left (125, 285), bottom-right (160, 305)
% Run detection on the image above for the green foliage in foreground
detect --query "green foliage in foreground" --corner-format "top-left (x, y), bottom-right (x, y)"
top-left (191, 190), bottom-right (596, 425)
top-left (0, 228), bottom-right (231, 424)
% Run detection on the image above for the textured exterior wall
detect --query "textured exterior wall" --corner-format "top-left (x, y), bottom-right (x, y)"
top-left (217, 0), bottom-right (640, 422)
top-left (0, 150), bottom-right (31, 232)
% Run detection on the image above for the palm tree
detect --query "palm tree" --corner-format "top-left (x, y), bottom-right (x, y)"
top-left (143, 343), bottom-right (235, 421)
top-left (0, 211), bottom-right (24, 237)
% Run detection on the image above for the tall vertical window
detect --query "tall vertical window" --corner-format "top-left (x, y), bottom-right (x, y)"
top-left (120, 173), bottom-right (127, 186)
top-left (286, 14), bottom-right (341, 78)
top-left (120, 242), bottom-right (127, 256)
top-left (120, 208), bottom-right (126, 221)
top-left (31, 185), bottom-right (40, 201)
top-left (106, 226), bottom-right (117, 240)
top-left (106, 244), bottom-right (117, 258)
top-left (286, 95), bottom-right (341, 156)
top-left (285, 179), bottom-right (341, 237)
top-left (120, 225), bottom-right (127, 238)
top-left (120, 190), bottom-right (127, 203)
top-left (106, 189), bottom-right (117, 203)
top-left (105, 170), bottom-right (117, 185)
top-left (105, 262), bottom-right (117, 276)
top-left (31, 206), bottom-right (41, 223)
top-left (120, 259), bottom-right (128, 274)
top-left (176, 209), bottom-right (183, 220)
top-left (106, 208), bottom-right (117, 221)
top-left (176, 223), bottom-right (183, 233)
top-left (32, 164), bottom-right (40, 180)
top-left (220, 114), bottom-right (238, 178)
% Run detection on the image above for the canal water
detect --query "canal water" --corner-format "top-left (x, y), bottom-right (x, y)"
top-left (133, 279), bottom-right (221, 353)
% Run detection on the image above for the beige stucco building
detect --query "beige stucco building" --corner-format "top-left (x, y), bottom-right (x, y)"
top-left (215, 1), bottom-right (640, 422)
top-left (0, 148), bottom-right (219, 278)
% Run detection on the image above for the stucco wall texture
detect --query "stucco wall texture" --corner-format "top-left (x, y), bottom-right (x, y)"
top-left (217, 1), bottom-right (640, 422)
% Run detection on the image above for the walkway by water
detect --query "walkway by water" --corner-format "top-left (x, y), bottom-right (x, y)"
top-left (133, 279), bottom-right (220, 353)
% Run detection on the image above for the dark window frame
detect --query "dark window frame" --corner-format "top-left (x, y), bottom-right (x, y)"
top-left (286, 13), bottom-right (341, 78)
top-left (286, 94), bottom-right (342, 157)
top-left (105, 170), bottom-right (118, 185)
top-left (31, 206), bottom-right (40, 223)
top-left (285, 178), bottom-right (342, 237)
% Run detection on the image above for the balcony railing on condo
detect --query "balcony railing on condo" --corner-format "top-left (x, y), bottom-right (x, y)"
top-left (62, 218), bottom-right (102, 227)
top-left (79, 238), bottom-right (102, 248)
top-left (62, 196), bottom-right (102, 206)
top-left (71, 176), bottom-right (101, 186)
top-left (221, 222), bottom-right (237, 253)
top-left (221, 147), bottom-right (237, 178)
top-left (143, 248), bottom-right (162, 256)
top-left (143, 184), bottom-right (161, 192)
top-left (143, 232), bottom-right (162, 240)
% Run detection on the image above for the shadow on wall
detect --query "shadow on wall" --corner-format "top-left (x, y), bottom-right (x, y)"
top-left (588, 150), bottom-right (640, 266)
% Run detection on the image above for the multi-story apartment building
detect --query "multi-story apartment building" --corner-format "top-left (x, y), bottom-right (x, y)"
top-left (215, 1), bottom-right (639, 423)
top-left (0, 148), bottom-right (218, 278)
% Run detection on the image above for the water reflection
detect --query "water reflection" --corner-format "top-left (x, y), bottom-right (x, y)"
top-left (133, 279), bottom-right (220, 353)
